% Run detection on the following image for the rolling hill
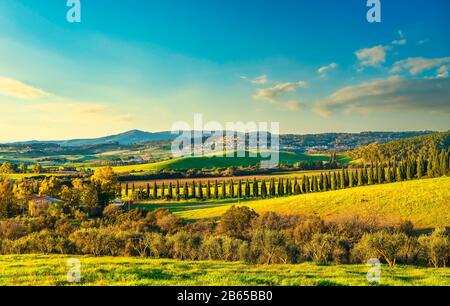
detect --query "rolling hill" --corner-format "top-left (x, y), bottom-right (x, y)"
top-left (101, 151), bottom-right (349, 173)
top-left (138, 177), bottom-right (450, 229)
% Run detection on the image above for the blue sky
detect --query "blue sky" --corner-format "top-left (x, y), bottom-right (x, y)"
top-left (0, 0), bottom-right (449, 141)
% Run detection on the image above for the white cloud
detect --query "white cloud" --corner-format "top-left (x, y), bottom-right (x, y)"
top-left (0, 76), bottom-right (51, 99)
top-left (392, 30), bottom-right (407, 45)
top-left (355, 45), bottom-right (390, 68)
top-left (391, 57), bottom-right (450, 76)
top-left (314, 76), bottom-right (450, 117)
top-left (241, 74), bottom-right (269, 85)
top-left (253, 81), bottom-right (307, 102)
top-left (318, 63), bottom-right (338, 75)
top-left (437, 66), bottom-right (449, 79)
top-left (417, 39), bottom-right (430, 45)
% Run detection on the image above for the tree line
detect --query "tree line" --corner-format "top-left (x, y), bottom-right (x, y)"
top-left (124, 147), bottom-right (450, 201)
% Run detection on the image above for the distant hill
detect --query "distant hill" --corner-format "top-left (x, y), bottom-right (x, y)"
top-left (349, 131), bottom-right (450, 162)
top-left (13, 130), bottom-right (177, 147)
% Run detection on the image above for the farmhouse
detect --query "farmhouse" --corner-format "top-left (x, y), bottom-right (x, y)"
top-left (28, 195), bottom-right (64, 217)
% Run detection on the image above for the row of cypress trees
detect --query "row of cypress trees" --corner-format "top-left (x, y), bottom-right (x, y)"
top-left (123, 148), bottom-right (449, 201)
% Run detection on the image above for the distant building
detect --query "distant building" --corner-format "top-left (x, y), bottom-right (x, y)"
top-left (28, 195), bottom-right (64, 217)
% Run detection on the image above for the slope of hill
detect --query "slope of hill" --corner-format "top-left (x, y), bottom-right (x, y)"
top-left (102, 151), bottom-right (349, 173)
top-left (349, 131), bottom-right (450, 162)
top-left (144, 177), bottom-right (450, 229)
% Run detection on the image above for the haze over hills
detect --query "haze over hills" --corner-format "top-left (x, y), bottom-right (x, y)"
top-left (6, 130), bottom-right (438, 149)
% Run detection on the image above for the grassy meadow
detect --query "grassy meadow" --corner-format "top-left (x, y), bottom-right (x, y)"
top-left (102, 152), bottom-right (349, 174)
top-left (135, 177), bottom-right (450, 229)
top-left (0, 255), bottom-right (448, 286)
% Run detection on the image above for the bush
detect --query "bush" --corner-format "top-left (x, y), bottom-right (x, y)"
top-left (1, 230), bottom-right (72, 255)
top-left (352, 231), bottom-right (410, 267)
top-left (167, 230), bottom-right (202, 260)
top-left (200, 236), bottom-right (244, 261)
top-left (305, 233), bottom-right (348, 265)
top-left (250, 229), bottom-right (297, 264)
top-left (418, 228), bottom-right (450, 268)
top-left (217, 206), bottom-right (258, 240)
top-left (69, 227), bottom-right (131, 256)
top-left (0, 219), bottom-right (27, 240)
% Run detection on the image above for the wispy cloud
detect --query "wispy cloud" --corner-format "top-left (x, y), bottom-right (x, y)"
top-left (0, 76), bottom-right (52, 99)
top-left (314, 76), bottom-right (450, 117)
top-left (392, 30), bottom-right (407, 45)
top-left (253, 81), bottom-right (307, 102)
top-left (241, 74), bottom-right (269, 85)
top-left (355, 45), bottom-right (390, 69)
top-left (417, 39), bottom-right (430, 45)
top-left (390, 57), bottom-right (450, 77)
top-left (318, 63), bottom-right (338, 76)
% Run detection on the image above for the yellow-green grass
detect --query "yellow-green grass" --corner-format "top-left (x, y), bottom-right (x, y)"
top-left (138, 177), bottom-right (450, 229)
top-left (99, 152), bottom-right (349, 174)
top-left (0, 255), bottom-right (448, 286)
top-left (1, 173), bottom-right (67, 180)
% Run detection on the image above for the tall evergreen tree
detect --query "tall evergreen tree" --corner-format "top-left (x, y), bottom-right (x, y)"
top-left (198, 182), bottom-right (203, 200)
top-left (125, 183), bottom-right (129, 197)
top-left (221, 181), bottom-right (226, 199)
top-left (237, 180), bottom-right (242, 199)
top-left (253, 179), bottom-right (259, 198)
top-left (206, 181), bottom-right (211, 199)
top-left (214, 180), bottom-right (219, 199)
top-left (183, 182), bottom-right (189, 200)
top-left (261, 179), bottom-right (267, 198)
top-left (153, 182), bottom-right (158, 199)
top-left (161, 183), bottom-right (165, 198)
top-left (168, 182), bottom-right (173, 199)
top-left (229, 180), bottom-right (234, 198)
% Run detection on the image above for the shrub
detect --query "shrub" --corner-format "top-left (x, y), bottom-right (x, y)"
top-left (418, 228), bottom-right (450, 268)
top-left (200, 236), bottom-right (244, 261)
top-left (250, 229), bottom-right (296, 264)
top-left (69, 227), bottom-right (130, 256)
top-left (352, 231), bottom-right (409, 267)
top-left (216, 206), bottom-right (258, 240)
top-left (1, 230), bottom-right (72, 255)
top-left (0, 219), bottom-right (27, 240)
top-left (305, 233), bottom-right (346, 265)
top-left (168, 230), bottom-right (202, 260)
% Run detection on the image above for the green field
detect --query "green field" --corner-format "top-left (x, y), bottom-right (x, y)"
top-left (102, 152), bottom-right (349, 174)
top-left (0, 255), bottom-right (448, 286)
top-left (136, 177), bottom-right (450, 229)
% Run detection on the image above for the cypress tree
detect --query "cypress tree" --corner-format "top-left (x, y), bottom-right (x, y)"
top-left (340, 170), bottom-right (345, 189)
top-left (229, 180), bottom-right (234, 198)
top-left (245, 180), bottom-right (250, 198)
top-left (198, 182), bottom-right (203, 199)
top-left (261, 179), bottom-right (267, 198)
top-left (331, 173), bottom-right (336, 190)
top-left (237, 180), bottom-right (242, 199)
top-left (168, 182), bottom-right (173, 199)
top-left (440, 149), bottom-right (448, 176)
top-left (406, 159), bottom-right (413, 180)
top-left (206, 181), bottom-right (211, 199)
top-left (214, 180), bottom-right (219, 199)
top-left (161, 183), bottom-right (165, 198)
top-left (367, 167), bottom-right (373, 185)
top-left (221, 181), bottom-right (226, 199)
top-left (416, 158), bottom-right (423, 179)
top-left (312, 176), bottom-right (318, 192)
top-left (253, 179), bottom-right (259, 198)
top-left (357, 168), bottom-right (363, 186)
top-left (294, 177), bottom-right (301, 194)
top-left (348, 171), bottom-right (354, 188)
top-left (323, 173), bottom-right (328, 192)
top-left (175, 181), bottom-right (180, 199)
top-left (270, 179), bottom-right (276, 196)
top-left (125, 183), bottom-right (129, 197)
top-left (396, 166), bottom-right (403, 182)
top-left (192, 181), bottom-right (197, 198)
top-left (183, 182), bottom-right (189, 200)
top-left (146, 183), bottom-right (150, 199)
top-left (153, 182), bottom-right (158, 199)
top-left (378, 164), bottom-right (383, 184)
top-left (132, 183), bottom-right (135, 196)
